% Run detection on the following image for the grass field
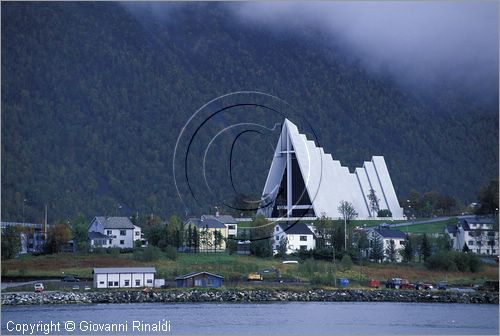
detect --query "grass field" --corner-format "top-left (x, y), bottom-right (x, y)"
top-left (2, 252), bottom-right (497, 287)
top-left (395, 218), bottom-right (457, 234)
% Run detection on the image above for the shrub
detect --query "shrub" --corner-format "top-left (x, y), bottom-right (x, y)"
top-left (426, 251), bottom-right (482, 273)
top-left (340, 254), bottom-right (353, 270)
top-left (163, 245), bottom-right (178, 261)
top-left (107, 247), bottom-right (121, 256)
top-left (377, 209), bottom-right (392, 217)
top-left (134, 245), bottom-right (162, 262)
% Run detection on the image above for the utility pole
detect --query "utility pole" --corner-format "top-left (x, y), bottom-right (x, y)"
top-left (332, 246), bottom-right (337, 287)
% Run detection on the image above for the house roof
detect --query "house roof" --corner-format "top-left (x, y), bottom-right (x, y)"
top-left (465, 216), bottom-right (495, 225)
top-left (95, 217), bottom-right (135, 229)
top-left (202, 215), bottom-right (237, 224)
top-left (278, 222), bottom-right (314, 235)
top-left (93, 267), bottom-right (156, 274)
top-left (445, 225), bottom-right (458, 234)
top-left (187, 218), bottom-right (226, 229)
top-left (374, 228), bottom-right (406, 239)
top-left (88, 231), bottom-right (110, 240)
top-left (175, 271), bottom-right (223, 280)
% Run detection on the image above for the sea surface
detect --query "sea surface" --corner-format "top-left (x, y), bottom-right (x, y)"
top-left (2, 302), bottom-right (498, 335)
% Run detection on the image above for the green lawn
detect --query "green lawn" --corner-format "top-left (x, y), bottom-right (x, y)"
top-left (395, 218), bottom-right (457, 234)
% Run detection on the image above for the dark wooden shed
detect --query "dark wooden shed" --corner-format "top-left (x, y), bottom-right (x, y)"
top-left (175, 271), bottom-right (223, 288)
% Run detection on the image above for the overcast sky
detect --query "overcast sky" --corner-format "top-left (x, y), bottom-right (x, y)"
top-left (229, 1), bottom-right (498, 98)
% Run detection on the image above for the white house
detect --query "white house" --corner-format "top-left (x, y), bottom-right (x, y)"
top-left (366, 225), bottom-right (407, 262)
top-left (273, 222), bottom-right (316, 254)
top-left (93, 267), bottom-right (156, 288)
top-left (445, 217), bottom-right (498, 255)
top-left (202, 214), bottom-right (238, 238)
top-left (88, 217), bottom-right (141, 249)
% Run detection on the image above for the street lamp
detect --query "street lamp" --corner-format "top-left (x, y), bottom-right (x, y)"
top-left (22, 198), bottom-right (27, 223)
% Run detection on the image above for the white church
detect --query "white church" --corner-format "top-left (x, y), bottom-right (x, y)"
top-left (258, 119), bottom-right (404, 220)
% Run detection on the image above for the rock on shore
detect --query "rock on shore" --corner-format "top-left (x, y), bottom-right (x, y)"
top-left (2, 289), bottom-right (498, 306)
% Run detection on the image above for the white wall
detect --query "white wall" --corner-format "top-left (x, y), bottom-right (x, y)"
top-left (93, 272), bottom-right (155, 288)
top-left (103, 228), bottom-right (134, 248)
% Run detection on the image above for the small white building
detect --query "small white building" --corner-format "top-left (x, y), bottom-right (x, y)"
top-left (88, 217), bottom-right (142, 249)
top-left (93, 267), bottom-right (156, 289)
top-left (273, 222), bottom-right (316, 254)
top-left (445, 217), bottom-right (498, 255)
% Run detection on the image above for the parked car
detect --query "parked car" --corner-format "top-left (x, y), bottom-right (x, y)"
top-left (437, 282), bottom-right (448, 290)
top-left (386, 278), bottom-right (402, 289)
top-left (368, 279), bottom-right (380, 288)
top-left (84, 286), bottom-right (91, 291)
top-left (72, 285), bottom-right (80, 290)
top-left (62, 275), bottom-right (80, 282)
top-left (34, 283), bottom-right (44, 292)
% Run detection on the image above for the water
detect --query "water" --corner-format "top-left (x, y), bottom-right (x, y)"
top-left (2, 302), bottom-right (498, 335)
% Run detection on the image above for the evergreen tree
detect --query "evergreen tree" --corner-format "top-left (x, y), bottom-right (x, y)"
top-left (401, 237), bottom-right (414, 262)
top-left (420, 233), bottom-right (432, 261)
top-left (367, 189), bottom-right (380, 217)
top-left (370, 235), bottom-right (385, 262)
top-left (385, 239), bottom-right (398, 262)
top-left (1, 225), bottom-right (21, 260)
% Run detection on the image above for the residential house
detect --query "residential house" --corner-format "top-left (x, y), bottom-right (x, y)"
top-left (366, 225), bottom-right (407, 262)
top-left (273, 222), bottom-right (316, 254)
top-left (1, 222), bottom-right (48, 254)
top-left (185, 217), bottom-right (228, 252)
top-left (445, 217), bottom-right (498, 255)
top-left (202, 214), bottom-right (238, 238)
top-left (93, 267), bottom-right (156, 288)
top-left (175, 271), bottom-right (223, 288)
top-left (88, 217), bottom-right (143, 249)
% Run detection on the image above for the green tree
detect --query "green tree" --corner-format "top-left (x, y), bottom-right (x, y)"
top-left (385, 239), bottom-right (398, 262)
top-left (276, 236), bottom-right (288, 258)
top-left (377, 209), bottom-right (392, 217)
top-left (45, 222), bottom-right (71, 253)
top-left (213, 229), bottom-right (224, 252)
top-left (401, 237), bottom-right (414, 262)
top-left (420, 234), bottom-right (432, 261)
top-left (370, 235), bottom-right (384, 262)
top-left (71, 214), bottom-right (88, 252)
top-left (367, 189), bottom-right (380, 217)
top-left (476, 179), bottom-right (499, 215)
top-left (1, 225), bottom-right (21, 259)
top-left (340, 254), bottom-right (353, 270)
top-left (462, 242), bottom-right (470, 253)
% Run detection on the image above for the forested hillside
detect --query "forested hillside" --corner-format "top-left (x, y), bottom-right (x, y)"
top-left (1, 2), bottom-right (498, 222)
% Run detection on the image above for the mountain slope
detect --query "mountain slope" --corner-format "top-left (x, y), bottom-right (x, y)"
top-left (1, 2), bottom-right (498, 221)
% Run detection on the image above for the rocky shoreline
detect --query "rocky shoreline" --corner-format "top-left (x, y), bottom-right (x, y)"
top-left (2, 289), bottom-right (498, 305)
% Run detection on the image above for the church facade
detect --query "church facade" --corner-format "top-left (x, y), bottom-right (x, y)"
top-left (258, 119), bottom-right (404, 219)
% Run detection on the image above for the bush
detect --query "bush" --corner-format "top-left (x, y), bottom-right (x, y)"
top-left (377, 209), bottom-right (392, 217)
top-left (163, 245), bottom-right (177, 261)
top-left (340, 254), bottom-right (353, 270)
top-left (134, 245), bottom-right (162, 262)
top-left (425, 251), bottom-right (482, 273)
top-left (107, 247), bottom-right (121, 256)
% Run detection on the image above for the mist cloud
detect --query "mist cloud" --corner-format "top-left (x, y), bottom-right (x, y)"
top-left (228, 1), bottom-right (498, 100)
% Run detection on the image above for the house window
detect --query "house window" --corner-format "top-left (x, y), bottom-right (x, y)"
top-left (300, 236), bottom-right (307, 241)
top-left (493, 249), bottom-right (496, 254)
top-left (135, 279), bottom-right (141, 286)
top-left (109, 239), bottom-right (112, 244)
top-left (399, 240), bottom-right (404, 245)
top-left (120, 230), bottom-right (126, 236)
top-left (99, 281), bottom-right (104, 285)
top-left (107, 230), bottom-right (112, 235)
top-left (108, 281), bottom-right (113, 287)
top-left (468, 240), bottom-right (474, 246)
top-left (114, 281), bottom-right (118, 286)
top-left (228, 225), bottom-right (235, 230)
top-left (195, 279), bottom-right (202, 286)
top-left (289, 236), bottom-right (294, 241)
top-left (300, 245), bottom-right (307, 251)
top-left (147, 279), bottom-right (153, 284)
top-left (275, 235), bottom-right (279, 241)
top-left (275, 227), bottom-right (279, 232)
top-left (135, 231), bottom-right (140, 236)
top-left (124, 280), bottom-right (130, 286)
top-left (120, 240), bottom-right (125, 245)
